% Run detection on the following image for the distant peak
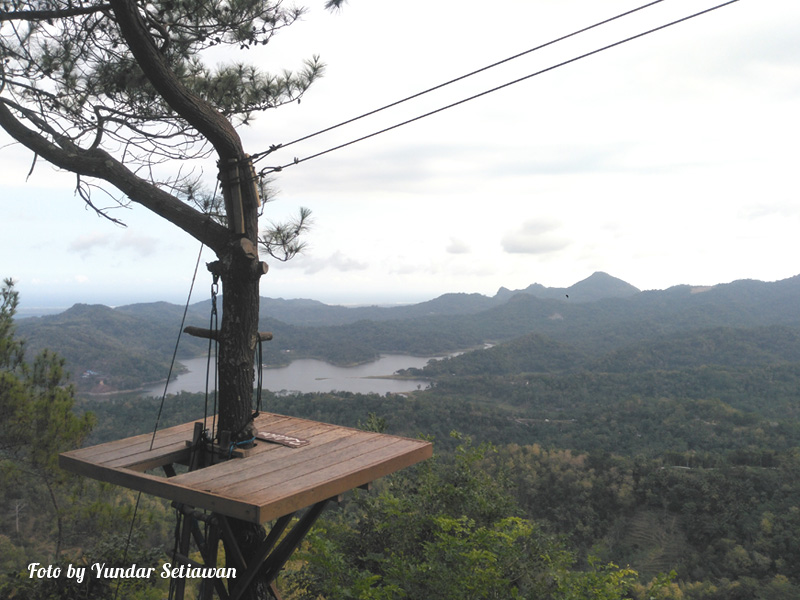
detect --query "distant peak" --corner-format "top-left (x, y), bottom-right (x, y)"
top-left (495, 273), bottom-right (639, 303)
top-left (568, 273), bottom-right (640, 300)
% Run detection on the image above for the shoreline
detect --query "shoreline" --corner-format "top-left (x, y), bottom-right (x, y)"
top-left (76, 350), bottom-right (456, 398)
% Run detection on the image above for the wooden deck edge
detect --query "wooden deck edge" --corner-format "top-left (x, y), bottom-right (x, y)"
top-left (59, 453), bottom-right (259, 522)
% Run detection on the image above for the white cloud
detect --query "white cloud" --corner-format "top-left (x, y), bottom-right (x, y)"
top-left (501, 219), bottom-right (570, 255)
top-left (117, 232), bottom-right (160, 257)
top-left (446, 238), bottom-right (470, 254)
top-left (389, 261), bottom-right (432, 276)
top-left (291, 251), bottom-right (369, 275)
top-left (68, 231), bottom-right (160, 258)
top-left (68, 232), bottom-right (112, 256)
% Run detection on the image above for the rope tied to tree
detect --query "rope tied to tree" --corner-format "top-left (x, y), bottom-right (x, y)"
top-left (228, 436), bottom-right (256, 459)
top-left (204, 273), bottom-right (220, 449)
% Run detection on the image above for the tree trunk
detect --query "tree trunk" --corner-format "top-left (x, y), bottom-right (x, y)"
top-left (210, 236), bottom-right (262, 442)
top-left (211, 164), bottom-right (272, 600)
top-left (111, 0), bottom-right (265, 444)
top-left (111, 5), bottom-right (272, 593)
top-left (44, 476), bottom-right (63, 560)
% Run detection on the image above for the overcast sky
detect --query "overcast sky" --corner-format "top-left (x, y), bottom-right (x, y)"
top-left (2, 0), bottom-right (799, 308)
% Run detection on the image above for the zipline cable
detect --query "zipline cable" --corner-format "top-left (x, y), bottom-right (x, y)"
top-left (251, 0), bottom-right (670, 163)
top-left (258, 0), bottom-right (741, 176)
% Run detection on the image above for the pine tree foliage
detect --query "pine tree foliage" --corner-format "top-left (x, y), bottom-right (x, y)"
top-left (0, 279), bottom-right (95, 559)
top-left (1, 0), bottom-right (331, 167)
top-left (0, 0), bottom-right (341, 259)
top-left (1, 279), bottom-right (94, 466)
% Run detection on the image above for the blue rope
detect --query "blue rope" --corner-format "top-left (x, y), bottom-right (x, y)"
top-left (228, 436), bottom-right (256, 458)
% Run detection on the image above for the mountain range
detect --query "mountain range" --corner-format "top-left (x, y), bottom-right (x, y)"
top-left (14, 271), bottom-right (800, 393)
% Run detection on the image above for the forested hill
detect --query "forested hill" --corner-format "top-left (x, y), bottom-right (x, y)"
top-left (405, 324), bottom-right (800, 380)
top-left (255, 271), bottom-right (641, 325)
top-left (14, 272), bottom-right (800, 392)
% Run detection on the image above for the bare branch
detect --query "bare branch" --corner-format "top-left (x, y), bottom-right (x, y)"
top-left (0, 4), bottom-right (112, 23)
top-left (0, 97), bottom-right (230, 252)
top-left (75, 175), bottom-right (127, 226)
top-left (25, 152), bottom-right (37, 181)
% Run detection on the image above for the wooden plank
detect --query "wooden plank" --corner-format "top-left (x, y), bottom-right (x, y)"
top-left (252, 440), bottom-right (433, 522)
top-left (238, 437), bottom-right (428, 500)
top-left (222, 433), bottom-right (396, 498)
top-left (173, 427), bottom-right (363, 488)
top-left (105, 442), bottom-right (192, 472)
top-left (67, 421), bottom-right (197, 465)
top-left (255, 416), bottom-right (333, 436)
top-left (251, 414), bottom-right (295, 430)
top-left (193, 434), bottom-right (371, 496)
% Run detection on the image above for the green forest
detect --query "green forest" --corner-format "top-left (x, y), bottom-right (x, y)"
top-left (3, 277), bottom-right (800, 599)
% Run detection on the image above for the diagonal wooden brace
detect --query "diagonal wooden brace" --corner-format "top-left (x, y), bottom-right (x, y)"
top-left (227, 499), bottom-right (332, 600)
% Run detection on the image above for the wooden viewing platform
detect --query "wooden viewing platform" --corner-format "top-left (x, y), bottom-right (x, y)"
top-left (59, 412), bottom-right (433, 523)
top-left (61, 412), bottom-right (432, 599)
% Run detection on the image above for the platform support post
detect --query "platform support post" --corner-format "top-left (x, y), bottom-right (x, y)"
top-left (227, 499), bottom-right (330, 600)
top-left (173, 506), bottom-right (193, 600)
top-left (166, 499), bottom-right (333, 600)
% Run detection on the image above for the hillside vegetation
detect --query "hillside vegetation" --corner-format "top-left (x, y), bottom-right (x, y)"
top-left (15, 272), bottom-right (800, 392)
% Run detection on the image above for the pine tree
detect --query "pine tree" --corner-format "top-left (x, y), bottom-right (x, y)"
top-left (1, 3), bottom-right (344, 597)
top-left (1, 279), bottom-right (95, 559)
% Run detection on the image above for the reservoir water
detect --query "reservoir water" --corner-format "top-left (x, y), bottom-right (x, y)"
top-left (144, 354), bottom-right (432, 397)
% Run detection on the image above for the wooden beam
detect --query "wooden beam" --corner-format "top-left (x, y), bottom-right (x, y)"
top-left (184, 326), bottom-right (272, 342)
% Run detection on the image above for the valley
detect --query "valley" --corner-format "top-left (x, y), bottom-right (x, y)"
top-left (5, 271), bottom-right (800, 599)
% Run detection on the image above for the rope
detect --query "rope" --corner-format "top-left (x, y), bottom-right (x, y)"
top-left (229, 436), bottom-right (256, 458)
top-left (149, 241), bottom-right (206, 450)
top-left (204, 274), bottom-right (220, 446)
top-left (255, 335), bottom-right (264, 416)
top-left (115, 239), bottom-right (206, 600)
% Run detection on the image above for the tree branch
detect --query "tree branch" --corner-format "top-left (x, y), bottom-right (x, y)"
top-left (0, 98), bottom-right (230, 252)
top-left (0, 3), bottom-right (111, 22)
top-left (107, 0), bottom-right (243, 162)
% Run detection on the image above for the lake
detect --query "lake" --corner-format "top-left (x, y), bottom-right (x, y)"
top-left (143, 354), bottom-right (433, 397)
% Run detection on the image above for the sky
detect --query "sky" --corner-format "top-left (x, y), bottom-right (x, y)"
top-left (2, 0), bottom-right (799, 309)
